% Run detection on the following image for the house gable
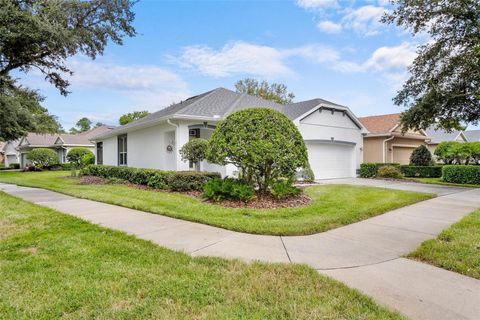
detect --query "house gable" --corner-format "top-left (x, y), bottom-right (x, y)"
top-left (300, 107), bottom-right (361, 130)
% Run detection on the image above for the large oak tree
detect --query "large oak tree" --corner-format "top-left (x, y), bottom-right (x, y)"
top-left (383, 0), bottom-right (480, 131)
top-left (0, 0), bottom-right (136, 140)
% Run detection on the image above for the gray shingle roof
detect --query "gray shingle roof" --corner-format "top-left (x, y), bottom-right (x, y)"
top-left (92, 87), bottom-right (354, 140)
top-left (425, 127), bottom-right (465, 144)
top-left (465, 130), bottom-right (480, 142)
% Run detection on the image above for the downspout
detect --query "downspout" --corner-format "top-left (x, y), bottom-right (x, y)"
top-left (166, 119), bottom-right (180, 170)
top-left (383, 135), bottom-right (395, 163)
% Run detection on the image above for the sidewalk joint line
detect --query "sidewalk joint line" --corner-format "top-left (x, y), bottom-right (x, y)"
top-left (280, 236), bottom-right (292, 263)
top-left (316, 257), bottom-right (400, 271)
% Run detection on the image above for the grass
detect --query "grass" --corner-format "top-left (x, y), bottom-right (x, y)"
top-left (408, 210), bottom-right (480, 279)
top-left (0, 192), bottom-right (405, 319)
top-left (408, 177), bottom-right (480, 188)
top-left (0, 171), bottom-right (433, 236)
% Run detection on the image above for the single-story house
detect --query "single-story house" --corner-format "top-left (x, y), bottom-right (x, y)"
top-left (91, 87), bottom-right (368, 180)
top-left (15, 125), bottom-right (114, 168)
top-left (425, 126), bottom-right (468, 155)
top-left (465, 130), bottom-right (480, 142)
top-left (358, 113), bottom-right (430, 165)
top-left (1, 139), bottom-right (21, 167)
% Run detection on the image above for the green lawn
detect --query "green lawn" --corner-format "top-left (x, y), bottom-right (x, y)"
top-left (408, 210), bottom-right (480, 279)
top-left (409, 177), bottom-right (480, 188)
top-left (0, 192), bottom-right (404, 319)
top-left (0, 171), bottom-right (433, 236)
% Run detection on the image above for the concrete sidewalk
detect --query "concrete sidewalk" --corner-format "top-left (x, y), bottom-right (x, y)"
top-left (0, 182), bottom-right (479, 320)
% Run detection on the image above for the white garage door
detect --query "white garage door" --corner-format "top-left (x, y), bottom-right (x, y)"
top-left (307, 142), bottom-right (355, 180)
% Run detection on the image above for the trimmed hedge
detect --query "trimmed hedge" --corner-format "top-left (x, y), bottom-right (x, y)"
top-left (360, 163), bottom-right (400, 178)
top-left (80, 165), bottom-right (221, 191)
top-left (442, 165), bottom-right (480, 185)
top-left (400, 165), bottom-right (442, 178)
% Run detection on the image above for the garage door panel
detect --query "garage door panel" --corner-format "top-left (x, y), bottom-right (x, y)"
top-left (307, 143), bottom-right (355, 180)
top-left (392, 147), bottom-right (415, 165)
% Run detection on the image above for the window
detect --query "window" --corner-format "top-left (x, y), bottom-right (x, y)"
top-left (97, 142), bottom-right (103, 165)
top-left (118, 135), bottom-right (127, 166)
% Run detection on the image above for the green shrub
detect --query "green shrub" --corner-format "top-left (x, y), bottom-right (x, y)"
top-left (26, 148), bottom-right (59, 169)
top-left (67, 147), bottom-right (94, 168)
top-left (434, 141), bottom-right (459, 164)
top-left (443, 165), bottom-right (480, 185)
top-left (9, 163), bottom-right (20, 169)
top-left (360, 163), bottom-right (400, 178)
top-left (271, 180), bottom-right (301, 199)
top-left (203, 178), bottom-right (255, 202)
top-left (410, 145), bottom-right (432, 166)
top-left (146, 172), bottom-right (167, 189)
top-left (81, 165), bottom-right (220, 191)
top-left (360, 163), bottom-right (377, 178)
top-left (166, 171), bottom-right (219, 191)
top-left (377, 166), bottom-right (403, 179)
top-left (179, 138), bottom-right (209, 170)
top-left (207, 108), bottom-right (308, 193)
top-left (82, 153), bottom-right (95, 166)
top-left (400, 165), bottom-right (442, 178)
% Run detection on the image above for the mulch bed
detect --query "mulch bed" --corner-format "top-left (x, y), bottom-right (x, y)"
top-left (214, 193), bottom-right (312, 209)
top-left (78, 175), bottom-right (312, 209)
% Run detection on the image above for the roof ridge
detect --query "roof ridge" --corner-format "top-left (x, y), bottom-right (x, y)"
top-left (176, 88), bottom-right (223, 115)
top-left (223, 91), bottom-right (246, 116)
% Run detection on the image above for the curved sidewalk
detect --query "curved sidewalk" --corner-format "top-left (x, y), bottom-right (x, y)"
top-left (1, 181), bottom-right (479, 320)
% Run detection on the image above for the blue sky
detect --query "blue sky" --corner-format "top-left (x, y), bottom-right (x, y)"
top-left (19, 0), bottom-right (440, 130)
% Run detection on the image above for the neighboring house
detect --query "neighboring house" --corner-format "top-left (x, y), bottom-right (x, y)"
top-left (91, 87), bottom-right (368, 180)
top-left (16, 125), bottom-right (115, 168)
top-left (425, 127), bottom-right (468, 155)
top-left (2, 139), bottom-right (21, 167)
top-left (464, 130), bottom-right (480, 142)
top-left (0, 141), bottom-right (4, 164)
top-left (358, 113), bottom-right (430, 165)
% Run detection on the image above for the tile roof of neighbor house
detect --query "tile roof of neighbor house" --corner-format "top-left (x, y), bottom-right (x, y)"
top-left (93, 87), bottom-right (356, 140)
top-left (358, 113), bottom-right (401, 134)
top-left (425, 126), bottom-right (465, 144)
top-left (465, 130), bottom-right (480, 141)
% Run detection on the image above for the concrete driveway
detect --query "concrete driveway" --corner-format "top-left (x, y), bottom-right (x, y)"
top-left (318, 177), bottom-right (470, 196)
top-left (0, 181), bottom-right (479, 320)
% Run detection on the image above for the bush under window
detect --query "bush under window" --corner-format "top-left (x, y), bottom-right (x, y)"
top-left (67, 147), bottom-right (94, 168)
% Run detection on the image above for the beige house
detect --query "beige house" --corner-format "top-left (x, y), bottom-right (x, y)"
top-left (358, 113), bottom-right (430, 165)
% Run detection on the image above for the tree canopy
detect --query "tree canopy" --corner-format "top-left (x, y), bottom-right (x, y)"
top-left (0, 84), bottom-right (63, 141)
top-left (382, 0), bottom-right (480, 131)
top-left (234, 78), bottom-right (295, 104)
top-left (0, 0), bottom-right (136, 141)
top-left (206, 108), bottom-right (308, 193)
top-left (70, 117), bottom-right (92, 133)
top-left (119, 111), bottom-right (150, 125)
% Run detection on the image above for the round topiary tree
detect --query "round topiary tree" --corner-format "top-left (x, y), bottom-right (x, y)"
top-left (434, 141), bottom-right (459, 164)
top-left (67, 147), bottom-right (94, 168)
top-left (27, 148), bottom-right (59, 170)
top-left (206, 108), bottom-right (308, 193)
top-left (410, 145), bottom-right (433, 166)
top-left (179, 138), bottom-right (209, 171)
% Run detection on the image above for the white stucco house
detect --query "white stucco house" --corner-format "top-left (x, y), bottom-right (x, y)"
top-left (91, 88), bottom-right (368, 180)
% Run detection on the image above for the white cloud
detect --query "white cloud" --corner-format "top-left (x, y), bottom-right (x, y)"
top-left (286, 44), bottom-right (340, 64)
top-left (68, 60), bottom-right (187, 92)
top-left (342, 5), bottom-right (387, 36)
top-left (317, 20), bottom-right (342, 34)
top-left (296, 0), bottom-right (338, 10)
top-left (363, 42), bottom-right (417, 71)
top-left (173, 41), bottom-right (293, 78)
